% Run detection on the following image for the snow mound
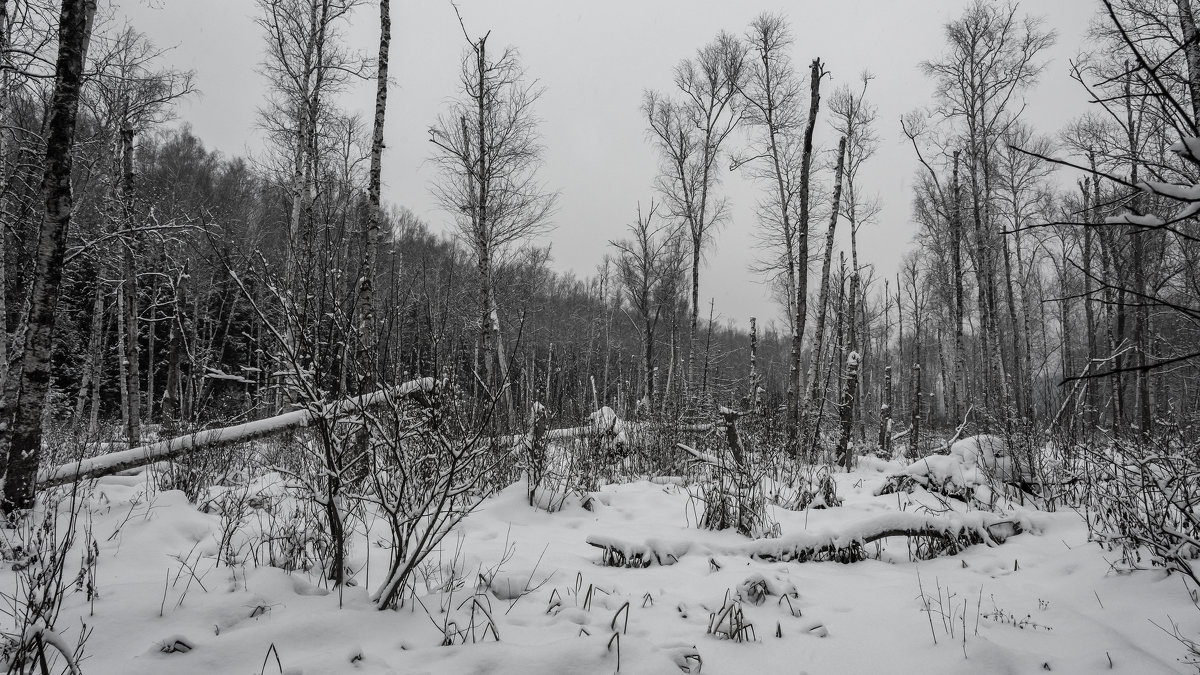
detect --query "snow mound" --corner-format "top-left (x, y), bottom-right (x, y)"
top-left (876, 434), bottom-right (1026, 500)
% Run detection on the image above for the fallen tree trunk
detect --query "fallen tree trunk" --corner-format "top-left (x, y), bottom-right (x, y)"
top-left (587, 511), bottom-right (1025, 567)
top-left (38, 377), bottom-right (437, 488)
top-left (742, 511), bottom-right (1021, 563)
top-left (493, 419), bottom-right (713, 447)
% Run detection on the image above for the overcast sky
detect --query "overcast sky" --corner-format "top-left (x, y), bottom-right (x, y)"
top-left (118, 0), bottom-right (1095, 332)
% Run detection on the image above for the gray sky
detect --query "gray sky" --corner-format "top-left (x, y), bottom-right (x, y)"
top-left (119, 0), bottom-right (1095, 332)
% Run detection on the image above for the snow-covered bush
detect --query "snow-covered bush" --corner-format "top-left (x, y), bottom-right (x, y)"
top-left (1080, 436), bottom-right (1200, 587)
top-left (876, 435), bottom-right (1032, 506)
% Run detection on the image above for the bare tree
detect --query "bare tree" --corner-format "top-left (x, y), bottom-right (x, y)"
top-left (828, 73), bottom-right (880, 274)
top-left (734, 13), bottom-right (804, 324)
top-left (256, 0), bottom-right (368, 383)
top-left (919, 0), bottom-right (1055, 420)
top-left (611, 202), bottom-right (683, 412)
top-left (643, 32), bottom-right (746, 395)
top-left (88, 26), bottom-right (194, 446)
top-left (428, 15), bottom-right (556, 425)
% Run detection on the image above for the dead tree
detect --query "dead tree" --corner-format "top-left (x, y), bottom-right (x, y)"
top-left (838, 270), bottom-right (861, 469)
top-left (787, 58), bottom-right (825, 447)
top-left (878, 365), bottom-right (893, 453)
top-left (804, 136), bottom-right (847, 449)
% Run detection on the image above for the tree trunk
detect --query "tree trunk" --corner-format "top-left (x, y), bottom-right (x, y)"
top-left (806, 137), bottom-right (847, 409)
top-left (120, 119), bottom-right (141, 447)
top-left (0, 0), bottom-right (97, 513)
top-left (951, 151), bottom-right (965, 421)
top-left (1177, 0), bottom-right (1200, 117)
top-left (1000, 214), bottom-right (1023, 419)
top-left (74, 284), bottom-right (104, 429)
top-left (878, 365), bottom-right (892, 453)
top-left (0, 0), bottom-right (10, 394)
top-left (1124, 72), bottom-right (1151, 436)
top-left (788, 58), bottom-right (823, 448)
top-left (1082, 177), bottom-right (1098, 427)
top-left (747, 317), bottom-right (758, 411)
top-left (910, 364), bottom-right (922, 457)
top-left (358, 0), bottom-right (389, 393)
top-left (837, 270), bottom-right (860, 469)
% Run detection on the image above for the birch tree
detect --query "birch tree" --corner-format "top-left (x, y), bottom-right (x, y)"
top-left (919, 0), bottom-right (1054, 420)
top-left (734, 13), bottom-right (805, 326)
top-left (1, 0), bottom-right (97, 514)
top-left (643, 32), bottom-right (745, 395)
top-left (356, 0), bottom-right (389, 391)
top-left (428, 18), bottom-right (555, 425)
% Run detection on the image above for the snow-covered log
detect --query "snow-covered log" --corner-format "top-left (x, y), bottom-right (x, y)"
top-left (586, 511), bottom-right (1023, 567)
top-left (488, 407), bottom-right (713, 447)
top-left (38, 377), bottom-right (437, 488)
top-left (741, 511), bottom-right (1022, 562)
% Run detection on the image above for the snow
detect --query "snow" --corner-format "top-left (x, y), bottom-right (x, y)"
top-left (8, 451), bottom-right (1198, 674)
top-left (882, 434), bottom-right (1026, 496)
top-left (1138, 179), bottom-right (1200, 201)
top-left (1169, 136), bottom-right (1200, 161)
top-left (1105, 212), bottom-right (1166, 228)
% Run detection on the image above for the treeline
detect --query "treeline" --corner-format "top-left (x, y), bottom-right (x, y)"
top-left (3, 111), bottom-right (795, 436)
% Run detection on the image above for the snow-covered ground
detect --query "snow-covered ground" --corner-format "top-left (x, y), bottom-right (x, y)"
top-left (6, 455), bottom-right (1196, 674)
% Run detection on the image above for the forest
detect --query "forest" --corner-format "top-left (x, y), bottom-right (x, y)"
top-left (0, 0), bottom-right (1198, 673)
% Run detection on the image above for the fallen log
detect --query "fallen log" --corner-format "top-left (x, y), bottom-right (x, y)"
top-left (38, 377), bottom-right (438, 488)
top-left (742, 511), bottom-right (1022, 563)
top-left (587, 511), bottom-right (1024, 567)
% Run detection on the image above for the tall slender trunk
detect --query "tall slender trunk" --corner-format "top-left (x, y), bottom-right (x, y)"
top-left (1000, 215), bottom-right (1023, 418)
top-left (1015, 228), bottom-right (1036, 422)
top-left (1082, 175), bottom-right (1099, 427)
top-left (0, 0), bottom-right (10, 393)
top-left (1, 0), bottom-right (97, 513)
top-left (643, 313), bottom-right (654, 410)
top-left (74, 284), bottom-right (103, 428)
top-left (805, 137), bottom-right (847, 407)
top-left (951, 151), bottom-right (965, 420)
top-left (1124, 71), bottom-right (1151, 435)
top-left (120, 118), bottom-right (141, 446)
top-left (359, 0), bottom-right (390, 392)
top-left (162, 267), bottom-right (186, 437)
top-left (145, 276), bottom-right (156, 421)
top-left (1177, 0), bottom-right (1200, 117)
top-left (788, 59), bottom-right (822, 447)
top-left (879, 365), bottom-right (892, 453)
top-left (910, 363), bottom-right (922, 457)
top-left (837, 270), bottom-right (860, 469)
top-left (747, 317), bottom-right (758, 409)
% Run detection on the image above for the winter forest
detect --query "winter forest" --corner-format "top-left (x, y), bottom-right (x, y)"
top-left (0, 0), bottom-right (1199, 672)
